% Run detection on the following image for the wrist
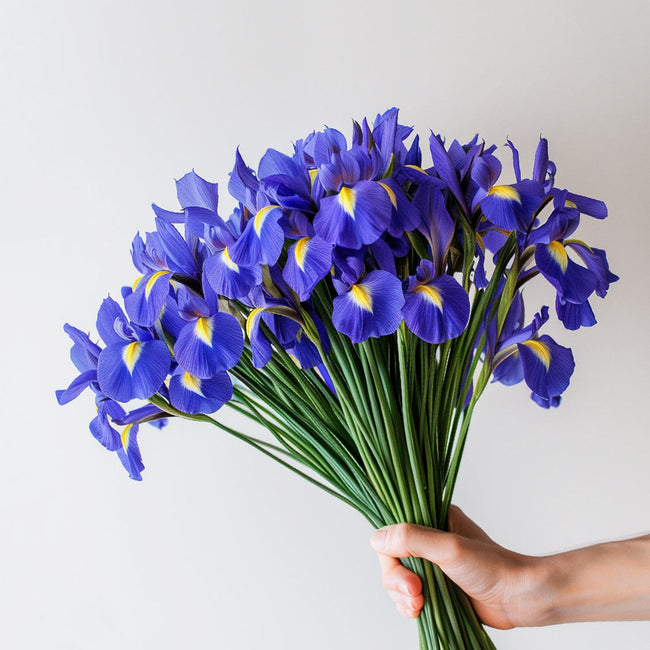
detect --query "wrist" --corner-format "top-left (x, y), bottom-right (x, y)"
top-left (501, 552), bottom-right (568, 627)
top-left (521, 553), bottom-right (570, 627)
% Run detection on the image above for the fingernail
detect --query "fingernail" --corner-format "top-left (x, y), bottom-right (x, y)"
top-left (370, 528), bottom-right (387, 551)
top-left (399, 582), bottom-right (411, 596)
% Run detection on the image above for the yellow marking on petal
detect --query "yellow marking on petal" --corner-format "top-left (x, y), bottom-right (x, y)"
top-left (122, 342), bottom-right (142, 373)
top-left (222, 246), bottom-right (239, 272)
top-left (132, 275), bottom-right (144, 291)
top-left (547, 241), bottom-right (568, 272)
top-left (405, 164), bottom-right (427, 174)
top-left (522, 339), bottom-right (551, 370)
top-left (565, 199), bottom-right (577, 209)
top-left (488, 185), bottom-right (521, 203)
top-left (294, 237), bottom-right (310, 271)
top-left (338, 186), bottom-right (357, 217)
top-left (254, 205), bottom-right (276, 236)
top-left (245, 307), bottom-right (264, 339)
top-left (377, 182), bottom-right (397, 210)
top-left (195, 317), bottom-right (213, 345)
top-left (350, 283), bottom-right (373, 312)
top-left (180, 371), bottom-right (203, 396)
top-left (415, 284), bottom-right (443, 310)
top-left (145, 270), bottom-right (170, 299)
top-left (121, 424), bottom-right (134, 451)
top-left (308, 168), bottom-right (318, 190)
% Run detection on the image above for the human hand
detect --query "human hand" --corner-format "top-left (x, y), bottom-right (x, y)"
top-left (370, 505), bottom-right (545, 629)
top-left (371, 507), bottom-right (650, 629)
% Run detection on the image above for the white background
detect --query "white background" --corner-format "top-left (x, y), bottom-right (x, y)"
top-left (1, 0), bottom-right (649, 648)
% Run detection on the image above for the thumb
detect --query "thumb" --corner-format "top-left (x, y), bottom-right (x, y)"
top-left (370, 523), bottom-right (462, 566)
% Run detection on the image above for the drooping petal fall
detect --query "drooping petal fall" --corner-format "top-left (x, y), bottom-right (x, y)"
top-left (230, 205), bottom-right (284, 266)
top-left (125, 270), bottom-right (172, 327)
top-left (535, 242), bottom-right (597, 304)
top-left (313, 181), bottom-right (392, 248)
top-left (169, 369), bottom-right (233, 415)
top-left (332, 270), bottom-right (404, 343)
top-left (403, 274), bottom-right (470, 344)
top-left (517, 335), bottom-right (574, 401)
top-left (116, 423), bottom-right (145, 481)
top-left (282, 236), bottom-right (333, 302)
top-left (97, 340), bottom-right (172, 402)
top-left (202, 246), bottom-right (262, 300)
top-left (174, 313), bottom-right (244, 378)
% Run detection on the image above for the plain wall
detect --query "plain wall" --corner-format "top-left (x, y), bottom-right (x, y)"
top-left (1, 0), bottom-right (648, 647)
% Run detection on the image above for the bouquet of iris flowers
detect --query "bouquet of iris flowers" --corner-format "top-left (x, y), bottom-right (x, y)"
top-left (58, 109), bottom-right (616, 649)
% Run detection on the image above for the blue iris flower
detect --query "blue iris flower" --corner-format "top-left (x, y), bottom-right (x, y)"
top-left (402, 261), bottom-right (470, 344)
top-left (59, 109), bottom-right (617, 477)
top-left (95, 296), bottom-right (172, 402)
top-left (490, 295), bottom-right (574, 407)
top-left (57, 319), bottom-right (167, 480)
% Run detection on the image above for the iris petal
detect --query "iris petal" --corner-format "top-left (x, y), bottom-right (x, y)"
top-left (56, 370), bottom-right (98, 405)
top-left (202, 248), bottom-right (262, 299)
top-left (480, 180), bottom-right (545, 231)
top-left (97, 340), bottom-right (172, 402)
top-left (169, 370), bottom-right (233, 414)
top-left (124, 270), bottom-right (172, 327)
top-left (245, 307), bottom-right (273, 369)
top-left (176, 170), bottom-right (220, 213)
top-left (313, 181), bottom-right (392, 248)
top-left (174, 312), bottom-right (243, 378)
top-left (116, 423), bottom-right (144, 481)
top-left (517, 335), bottom-right (574, 400)
top-left (96, 297), bottom-right (131, 346)
top-left (155, 218), bottom-right (198, 275)
top-left (565, 243), bottom-right (618, 297)
top-left (230, 206), bottom-right (284, 266)
top-left (429, 133), bottom-right (467, 214)
top-left (332, 270), bottom-right (404, 343)
top-left (282, 236), bottom-right (333, 302)
top-left (492, 350), bottom-right (524, 386)
top-left (535, 242), bottom-right (597, 304)
top-left (89, 399), bottom-right (125, 451)
top-left (403, 275), bottom-right (470, 344)
top-left (556, 295), bottom-right (596, 330)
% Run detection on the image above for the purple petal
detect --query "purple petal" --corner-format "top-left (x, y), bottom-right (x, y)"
top-left (124, 271), bottom-right (172, 327)
top-left (96, 297), bottom-right (131, 345)
top-left (282, 236), bottom-right (333, 302)
top-left (313, 181), bottom-right (392, 248)
top-left (116, 423), bottom-right (144, 480)
top-left (403, 275), bottom-right (470, 344)
top-left (230, 205), bottom-right (284, 266)
top-left (535, 242), bottom-right (597, 304)
top-left (556, 295), bottom-right (596, 330)
top-left (518, 335), bottom-right (574, 400)
top-left (174, 313), bottom-right (243, 378)
top-left (169, 370), bottom-right (233, 414)
top-left (176, 170), bottom-right (220, 213)
top-left (202, 247), bottom-right (262, 300)
top-left (332, 270), bottom-right (404, 343)
top-left (56, 370), bottom-right (98, 405)
top-left (429, 133), bottom-right (467, 214)
top-left (97, 340), bottom-right (172, 402)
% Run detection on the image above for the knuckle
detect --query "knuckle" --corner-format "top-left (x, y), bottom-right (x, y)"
top-left (390, 523), bottom-right (413, 555)
top-left (447, 505), bottom-right (464, 532)
top-left (444, 533), bottom-right (464, 562)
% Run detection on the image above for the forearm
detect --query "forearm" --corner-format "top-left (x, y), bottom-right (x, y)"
top-left (530, 534), bottom-right (650, 626)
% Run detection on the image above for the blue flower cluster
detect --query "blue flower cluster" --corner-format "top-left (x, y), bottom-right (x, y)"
top-left (58, 108), bottom-right (616, 478)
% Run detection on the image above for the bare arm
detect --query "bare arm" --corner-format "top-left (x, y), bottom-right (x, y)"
top-left (370, 506), bottom-right (650, 629)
